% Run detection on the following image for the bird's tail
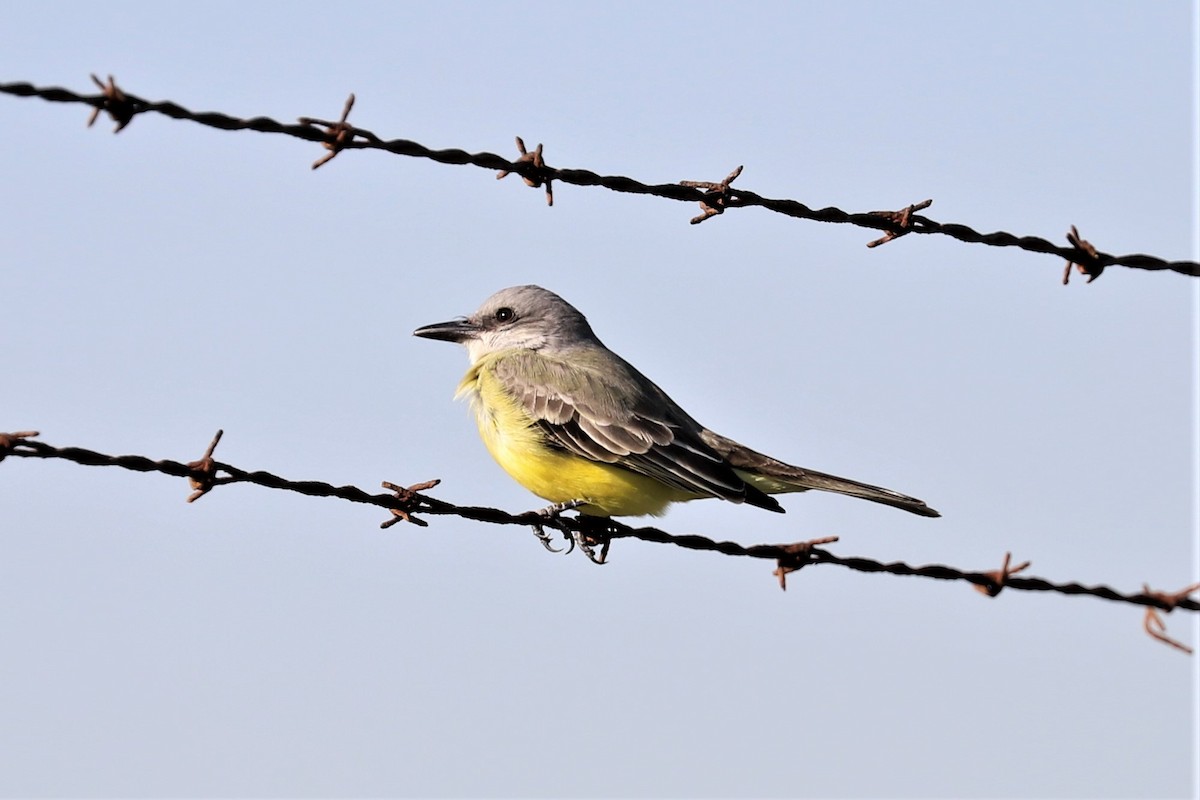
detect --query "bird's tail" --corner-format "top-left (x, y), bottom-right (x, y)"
top-left (700, 430), bottom-right (941, 518)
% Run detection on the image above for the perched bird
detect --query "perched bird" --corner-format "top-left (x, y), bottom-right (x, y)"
top-left (414, 285), bottom-right (939, 519)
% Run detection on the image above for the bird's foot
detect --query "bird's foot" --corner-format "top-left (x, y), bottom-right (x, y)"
top-left (528, 500), bottom-right (609, 563)
top-left (530, 499), bottom-right (586, 554)
top-left (571, 530), bottom-right (610, 565)
top-left (538, 499), bottom-right (586, 517)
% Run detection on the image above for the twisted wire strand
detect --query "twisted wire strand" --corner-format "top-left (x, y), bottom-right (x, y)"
top-left (2, 79), bottom-right (1195, 277)
top-left (4, 436), bottom-right (1195, 614)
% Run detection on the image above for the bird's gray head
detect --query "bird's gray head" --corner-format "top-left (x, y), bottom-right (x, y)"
top-left (413, 285), bottom-right (600, 363)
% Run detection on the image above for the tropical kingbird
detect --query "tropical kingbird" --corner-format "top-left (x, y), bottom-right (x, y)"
top-left (414, 285), bottom-right (939, 519)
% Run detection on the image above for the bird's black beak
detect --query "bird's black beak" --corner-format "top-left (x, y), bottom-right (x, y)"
top-left (413, 317), bottom-right (479, 343)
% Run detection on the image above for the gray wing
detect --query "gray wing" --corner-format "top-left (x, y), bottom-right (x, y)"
top-left (491, 350), bottom-right (782, 511)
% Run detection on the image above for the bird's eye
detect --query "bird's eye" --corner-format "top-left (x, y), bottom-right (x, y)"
top-left (494, 307), bottom-right (515, 322)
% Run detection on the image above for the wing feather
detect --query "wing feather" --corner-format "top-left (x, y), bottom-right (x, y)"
top-left (492, 350), bottom-right (781, 510)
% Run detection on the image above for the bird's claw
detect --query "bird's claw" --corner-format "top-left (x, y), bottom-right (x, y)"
top-left (529, 499), bottom-right (584, 553)
top-left (530, 523), bottom-right (563, 553)
top-left (573, 531), bottom-right (610, 564)
top-left (529, 500), bottom-right (608, 562)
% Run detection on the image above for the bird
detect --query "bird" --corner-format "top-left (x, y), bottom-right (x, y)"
top-left (413, 285), bottom-right (939, 520)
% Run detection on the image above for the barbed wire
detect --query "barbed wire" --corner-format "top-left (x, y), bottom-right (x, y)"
top-left (2, 77), bottom-right (1196, 279)
top-left (2, 431), bottom-right (1195, 653)
top-left (3, 77), bottom-right (1196, 650)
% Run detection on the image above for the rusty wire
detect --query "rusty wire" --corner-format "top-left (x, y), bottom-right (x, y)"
top-left (1063, 224), bottom-right (1104, 285)
top-left (2, 77), bottom-right (1196, 279)
top-left (681, 165), bottom-right (743, 224)
top-left (495, 136), bottom-right (553, 205)
top-left (4, 433), bottom-right (1197, 638)
top-left (297, 92), bottom-right (361, 170)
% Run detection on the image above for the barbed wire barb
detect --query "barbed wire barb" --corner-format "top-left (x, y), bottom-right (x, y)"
top-left (298, 93), bottom-right (359, 170)
top-left (1141, 581), bottom-right (1200, 653)
top-left (973, 551), bottom-right (1033, 597)
top-left (773, 535), bottom-right (840, 590)
top-left (866, 198), bottom-right (933, 248)
top-left (680, 165), bottom-right (743, 224)
top-left (0, 430), bottom-right (40, 462)
top-left (1063, 224), bottom-right (1104, 285)
top-left (85, 73), bottom-right (139, 132)
top-left (185, 429), bottom-right (224, 503)
top-left (3, 77), bottom-right (1195, 277)
top-left (380, 478), bottom-right (441, 528)
top-left (495, 136), bottom-right (553, 205)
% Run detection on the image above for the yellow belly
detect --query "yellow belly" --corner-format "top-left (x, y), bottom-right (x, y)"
top-left (458, 360), bottom-right (689, 517)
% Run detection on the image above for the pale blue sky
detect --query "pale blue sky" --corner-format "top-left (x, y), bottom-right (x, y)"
top-left (2, 2), bottom-right (1197, 797)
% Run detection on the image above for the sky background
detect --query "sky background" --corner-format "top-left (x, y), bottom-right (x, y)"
top-left (2, 2), bottom-right (1197, 798)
